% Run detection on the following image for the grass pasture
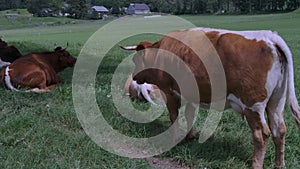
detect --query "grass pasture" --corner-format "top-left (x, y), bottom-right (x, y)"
top-left (1, 12), bottom-right (300, 169)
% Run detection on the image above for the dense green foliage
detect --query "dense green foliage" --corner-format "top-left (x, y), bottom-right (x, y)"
top-left (0, 0), bottom-right (26, 11)
top-left (0, 12), bottom-right (300, 168)
top-left (0, 0), bottom-right (299, 19)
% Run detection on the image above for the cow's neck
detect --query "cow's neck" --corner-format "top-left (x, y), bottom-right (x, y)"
top-left (36, 52), bottom-right (61, 72)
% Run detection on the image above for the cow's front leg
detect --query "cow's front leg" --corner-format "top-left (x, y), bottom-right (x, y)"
top-left (166, 93), bottom-right (180, 143)
top-left (245, 109), bottom-right (271, 169)
top-left (184, 103), bottom-right (196, 141)
top-left (50, 73), bottom-right (61, 84)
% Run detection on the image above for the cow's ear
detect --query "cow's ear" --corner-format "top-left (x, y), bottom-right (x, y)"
top-left (136, 41), bottom-right (153, 51)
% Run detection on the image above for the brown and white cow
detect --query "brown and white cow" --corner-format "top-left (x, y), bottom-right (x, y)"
top-left (0, 46), bottom-right (76, 92)
top-left (124, 74), bottom-right (164, 104)
top-left (121, 28), bottom-right (300, 169)
top-left (0, 38), bottom-right (22, 68)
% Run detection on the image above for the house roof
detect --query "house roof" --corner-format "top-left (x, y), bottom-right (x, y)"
top-left (133, 3), bottom-right (150, 11)
top-left (126, 3), bottom-right (151, 14)
top-left (92, 6), bottom-right (109, 12)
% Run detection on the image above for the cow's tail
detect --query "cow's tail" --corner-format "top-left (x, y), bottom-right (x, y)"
top-left (0, 67), bottom-right (5, 87)
top-left (272, 32), bottom-right (300, 130)
top-left (4, 66), bottom-right (19, 91)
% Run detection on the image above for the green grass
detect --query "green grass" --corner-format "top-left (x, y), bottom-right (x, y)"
top-left (0, 9), bottom-right (30, 15)
top-left (1, 12), bottom-right (300, 169)
top-left (293, 8), bottom-right (300, 14)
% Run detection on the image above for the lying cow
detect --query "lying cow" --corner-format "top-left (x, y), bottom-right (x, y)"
top-left (0, 46), bottom-right (76, 92)
top-left (124, 74), bottom-right (164, 104)
top-left (0, 38), bottom-right (22, 68)
top-left (121, 28), bottom-right (300, 169)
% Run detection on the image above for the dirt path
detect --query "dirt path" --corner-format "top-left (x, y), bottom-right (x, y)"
top-left (148, 157), bottom-right (196, 169)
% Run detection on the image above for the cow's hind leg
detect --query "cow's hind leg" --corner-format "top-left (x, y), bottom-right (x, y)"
top-left (31, 84), bottom-right (57, 92)
top-left (245, 109), bottom-right (271, 169)
top-left (266, 97), bottom-right (287, 168)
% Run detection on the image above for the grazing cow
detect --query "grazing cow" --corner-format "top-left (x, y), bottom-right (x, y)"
top-left (124, 74), bottom-right (164, 104)
top-left (121, 28), bottom-right (300, 169)
top-left (0, 39), bottom-right (22, 68)
top-left (0, 46), bottom-right (76, 92)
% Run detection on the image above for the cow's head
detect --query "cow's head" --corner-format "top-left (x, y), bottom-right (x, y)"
top-left (54, 46), bottom-right (77, 71)
top-left (0, 38), bottom-right (8, 48)
top-left (0, 39), bottom-right (22, 63)
top-left (120, 41), bottom-right (159, 85)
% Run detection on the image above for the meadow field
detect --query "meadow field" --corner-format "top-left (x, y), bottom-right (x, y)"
top-left (0, 10), bottom-right (300, 169)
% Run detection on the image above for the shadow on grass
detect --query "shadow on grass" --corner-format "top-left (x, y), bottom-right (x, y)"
top-left (160, 133), bottom-right (252, 168)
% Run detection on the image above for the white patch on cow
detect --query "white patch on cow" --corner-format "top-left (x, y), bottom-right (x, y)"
top-left (190, 27), bottom-right (278, 45)
top-left (268, 31), bottom-right (300, 117)
top-left (132, 80), bottom-right (140, 95)
top-left (265, 45), bottom-right (284, 94)
top-left (30, 88), bottom-right (50, 93)
top-left (227, 94), bottom-right (268, 124)
top-left (0, 58), bottom-right (11, 68)
top-left (263, 39), bottom-right (288, 137)
top-left (141, 83), bottom-right (156, 105)
top-left (250, 102), bottom-right (268, 125)
top-left (132, 80), bottom-right (156, 105)
top-left (227, 94), bottom-right (247, 114)
top-left (4, 66), bottom-right (19, 91)
top-left (269, 96), bottom-right (286, 137)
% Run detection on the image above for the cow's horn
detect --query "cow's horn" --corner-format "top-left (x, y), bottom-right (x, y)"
top-left (64, 42), bottom-right (69, 50)
top-left (119, 45), bottom-right (137, 50)
top-left (54, 43), bottom-right (57, 49)
top-left (140, 84), bottom-right (156, 105)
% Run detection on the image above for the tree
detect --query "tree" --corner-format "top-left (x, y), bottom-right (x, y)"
top-left (0, 0), bottom-right (9, 10)
top-left (49, 0), bottom-right (64, 14)
top-left (26, 0), bottom-right (64, 16)
top-left (65, 0), bottom-right (87, 19)
top-left (193, 0), bottom-right (208, 14)
top-left (0, 0), bottom-right (26, 10)
top-left (233, 0), bottom-right (250, 13)
top-left (287, 0), bottom-right (300, 11)
top-left (111, 1), bottom-right (121, 15)
top-left (147, 0), bottom-right (165, 12)
top-left (26, 0), bottom-right (50, 15)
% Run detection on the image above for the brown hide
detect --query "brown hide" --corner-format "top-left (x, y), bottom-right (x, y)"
top-left (132, 30), bottom-right (274, 107)
top-left (1, 47), bottom-right (76, 91)
top-left (129, 29), bottom-right (291, 169)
